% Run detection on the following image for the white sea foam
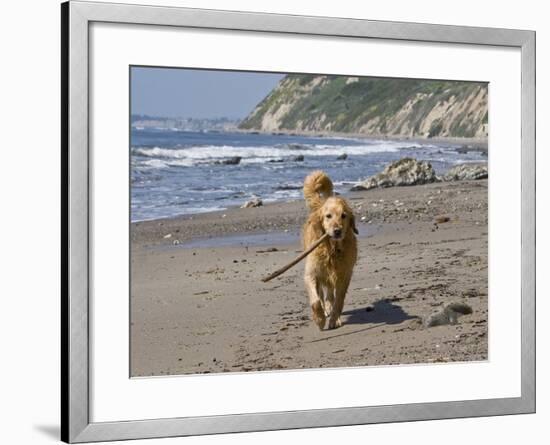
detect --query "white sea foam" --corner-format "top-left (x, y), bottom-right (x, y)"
top-left (132, 142), bottom-right (401, 167)
top-left (452, 159), bottom-right (488, 164)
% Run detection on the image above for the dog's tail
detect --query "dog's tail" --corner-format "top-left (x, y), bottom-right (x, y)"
top-left (303, 170), bottom-right (333, 211)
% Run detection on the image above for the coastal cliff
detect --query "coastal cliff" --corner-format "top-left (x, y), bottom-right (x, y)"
top-left (239, 75), bottom-right (488, 139)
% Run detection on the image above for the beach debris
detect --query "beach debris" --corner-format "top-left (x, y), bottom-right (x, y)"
top-left (173, 239), bottom-right (180, 245)
top-left (337, 153), bottom-right (348, 160)
top-left (443, 163), bottom-right (488, 181)
top-left (241, 197), bottom-right (263, 208)
top-left (256, 247), bottom-right (279, 253)
top-left (163, 233), bottom-right (172, 239)
top-left (350, 158), bottom-right (439, 191)
top-left (435, 215), bottom-right (451, 224)
top-left (462, 288), bottom-right (483, 299)
top-left (216, 156), bottom-right (242, 165)
top-left (424, 302), bottom-right (473, 328)
top-left (261, 233), bottom-right (329, 282)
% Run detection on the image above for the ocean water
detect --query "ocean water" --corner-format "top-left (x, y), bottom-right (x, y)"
top-left (131, 128), bottom-right (486, 222)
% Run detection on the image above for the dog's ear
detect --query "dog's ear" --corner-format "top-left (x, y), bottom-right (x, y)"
top-left (351, 213), bottom-right (359, 235)
top-left (344, 202), bottom-right (359, 235)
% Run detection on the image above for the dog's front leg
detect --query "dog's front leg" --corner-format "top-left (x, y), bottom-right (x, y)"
top-left (328, 277), bottom-right (351, 329)
top-left (304, 271), bottom-right (326, 330)
top-left (324, 287), bottom-right (335, 317)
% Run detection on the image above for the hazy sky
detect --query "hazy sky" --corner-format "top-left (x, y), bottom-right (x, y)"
top-left (131, 67), bottom-right (285, 119)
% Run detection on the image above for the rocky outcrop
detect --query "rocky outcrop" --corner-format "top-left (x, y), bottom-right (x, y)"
top-left (350, 158), bottom-right (438, 191)
top-left (239, 74), bottom-right (488, 139)
top-left (443, 164), bottom-right (488, 181)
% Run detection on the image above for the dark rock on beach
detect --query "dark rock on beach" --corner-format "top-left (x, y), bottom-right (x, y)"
top-left (337, 153), bottom-right (348, 160)
top-left (240, 197), bottom-right (263, 208)
top-left (216, 156), bottom-right (242, 165)
top-left (424, 302), bottom-right (473, 328)
top-left (268, 155), bottom-right (304, 162)
top-left (455, 145), bottom-right (488, 156)
top-left (287, 143), bottom-right (307, 150)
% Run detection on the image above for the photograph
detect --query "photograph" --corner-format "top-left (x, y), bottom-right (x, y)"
top-left (129, 67), bottom-right (489, 377)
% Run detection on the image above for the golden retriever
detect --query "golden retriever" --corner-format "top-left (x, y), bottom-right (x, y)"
top-left (302, 171), bottom-right (358, 330)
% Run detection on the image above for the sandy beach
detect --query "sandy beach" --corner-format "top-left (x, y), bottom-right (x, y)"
top-left (130, 179), bottom-right (488, 377)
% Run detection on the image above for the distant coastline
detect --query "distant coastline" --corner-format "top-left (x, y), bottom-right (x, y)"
top-left (131, 115), bottom-right (240, 133)
top-left (234, 127), bottom-right (488, 153)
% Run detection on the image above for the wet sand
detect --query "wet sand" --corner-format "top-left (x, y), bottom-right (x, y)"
top-left (130, 180), bottom-right (488, 376)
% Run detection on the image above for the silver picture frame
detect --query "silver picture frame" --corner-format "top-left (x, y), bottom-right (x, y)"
top-left (61, 1), bottom-right (536, 442)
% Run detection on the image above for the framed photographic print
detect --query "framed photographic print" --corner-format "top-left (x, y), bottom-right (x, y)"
top-left (61, 1), bottom-right (535, 442)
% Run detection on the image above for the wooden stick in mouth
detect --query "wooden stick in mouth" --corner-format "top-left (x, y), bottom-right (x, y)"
top-left (261, 233), bottom-right (329, 283)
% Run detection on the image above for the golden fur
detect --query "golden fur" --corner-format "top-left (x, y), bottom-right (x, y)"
top-left (302, 171), bottom-right (358, 330)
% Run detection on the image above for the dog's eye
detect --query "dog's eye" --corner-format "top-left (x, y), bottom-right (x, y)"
top-left (325, 214), bottom-right (332, 219)
top-left (341, 213), bottom-right (347, 219)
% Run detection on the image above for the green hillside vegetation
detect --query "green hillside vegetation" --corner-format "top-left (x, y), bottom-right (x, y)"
top-left (239, 75), bottom-right (488, 139)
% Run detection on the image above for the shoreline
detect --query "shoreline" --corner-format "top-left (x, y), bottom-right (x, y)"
top-left (131, 173), bottom-right (488, 247)
top-left (233, 127), bottom-right (488, 151)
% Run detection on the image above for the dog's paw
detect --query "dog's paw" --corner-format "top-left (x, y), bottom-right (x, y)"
top-left (311, 301), bottom-right (326, 330)
top-left (328, 316), bottom-right (342, 330)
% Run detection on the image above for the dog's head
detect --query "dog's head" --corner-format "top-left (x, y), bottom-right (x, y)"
top-left (318, 197), bottom-right (358, 240)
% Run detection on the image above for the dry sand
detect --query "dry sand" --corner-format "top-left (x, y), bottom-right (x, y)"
top-left (130, 180), bottom-right (488, 377)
